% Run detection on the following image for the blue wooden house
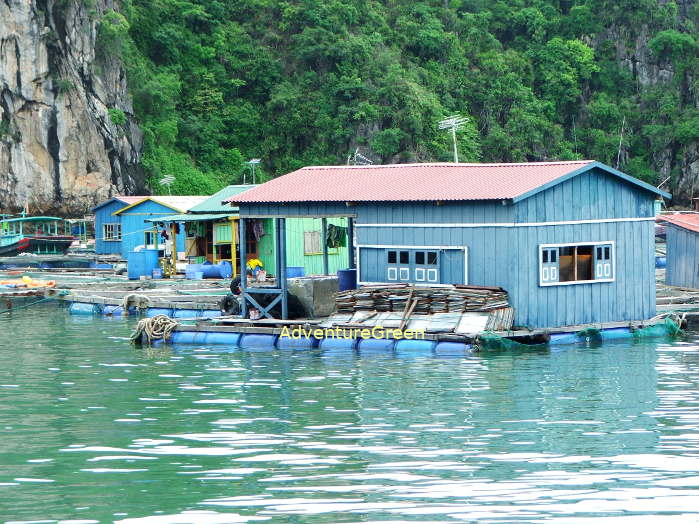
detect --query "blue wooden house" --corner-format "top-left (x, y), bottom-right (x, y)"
top-left (93, 196), bottom-right (146, 255)
top-left (227, 161), bottom-right (669, 328)
top-left (108, 196), bottom-right (207, 258)
top-left (662, 213), bottom-right (699, 289)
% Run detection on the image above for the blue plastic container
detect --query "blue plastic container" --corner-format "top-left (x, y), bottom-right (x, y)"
top-left (173, 309), bottom-right (201, 319)
top-left (143, 249), bottom-right (160, 275)
top-left (185, 261), bottom-right (233, 279)
top-left (152, 268), bottom-right (163, 279)
top-left (319, 337), bottom-right (357, 351)
top-left (358, 338), bottom-right (395, 354)
top-left (204, 332), bottom-right (241, 346)
top-left (434, 341), bottom-right (469, 356)
top-left (549, 332), bottom-right (582, 345)
top-left (655, 256), bottom-right (667, 268)
top-left (147, 308), bottom-right (174, 318)
top-left (395, 339), bottom-right (436, 357)
top-left (337, 268), bottom-right (358, 291)
top-left (287, 266), bottom-right (305, 278)
top-left (68, 302), bottom-right (101, 315)
top-left (240, 334), bottom-right (278, 349)
top-left (276, 337), bottom-right (317, 350)
top-left (127, 251), bottom-right (146, 280)
top-left (102, 305), bottom-right (124, 316)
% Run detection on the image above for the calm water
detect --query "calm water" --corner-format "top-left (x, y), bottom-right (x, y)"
top-left (2, 306), bottom-right (699, 523)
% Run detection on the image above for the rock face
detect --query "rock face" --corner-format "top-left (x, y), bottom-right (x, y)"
top-left (0, 0), bottom-right (144, 216)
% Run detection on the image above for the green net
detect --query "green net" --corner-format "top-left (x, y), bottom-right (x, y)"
top-left (576, 327), bottom-right (601, 338)
top-left (633, 317), bottom-right (683, 339)
top-left (476, 332), bottom-right (547, 351)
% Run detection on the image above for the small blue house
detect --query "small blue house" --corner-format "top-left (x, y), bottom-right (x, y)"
top-left (93, 196), bottom-right (146, 255)
top-left (228, 161), bottom-right (670, 328)
top-left (663, 213), bottom-right (699, 289)
top-left (108, 196), bottom-right (207, 258)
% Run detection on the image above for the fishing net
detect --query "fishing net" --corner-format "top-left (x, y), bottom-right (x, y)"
top-left (633, 317), bottom-right (683, 339)
top-left (476, 331), bottom-right (546, 351)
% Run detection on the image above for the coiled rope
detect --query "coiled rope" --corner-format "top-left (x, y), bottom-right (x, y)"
top-left (131, 314), bottom-right (179, 345)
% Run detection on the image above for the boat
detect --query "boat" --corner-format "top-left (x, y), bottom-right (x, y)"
top-left (0, 216), bottom-right (76, 255)
top-left (0, 237), bottom-right (30, 256)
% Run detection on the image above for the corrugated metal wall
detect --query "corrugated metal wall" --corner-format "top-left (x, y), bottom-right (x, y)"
top-left (666, 225), bottom-right (699, 289)
top-left (257, 217), bottom-right (350, 275)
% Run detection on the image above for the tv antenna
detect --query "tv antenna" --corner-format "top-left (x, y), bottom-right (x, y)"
top-left (438, 114), bottom-right (469, 163)
top-left (347, 148), bottom-right (373, 166)
top-left (159, 175), bottom-right (175, 195)
top-left (245, 158), bottom-right (261, 184)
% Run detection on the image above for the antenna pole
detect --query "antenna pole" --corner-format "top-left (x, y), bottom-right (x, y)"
top-left (452, 126), bottom-right (458, 163)
top-left (616, 116), bottom-right (626, 169)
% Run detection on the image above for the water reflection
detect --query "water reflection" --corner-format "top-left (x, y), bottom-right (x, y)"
top-left (0, 305), bottom-right (698, 522)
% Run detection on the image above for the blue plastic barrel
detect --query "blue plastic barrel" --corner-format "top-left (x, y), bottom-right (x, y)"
top-left (287, 266), bottom-right (305, 278)
top-left (152, 268), bottom-right (163, 279)
top-left (655, 256), bottom-right (667, 268)
top-left (68, 302), bottom-right (101, 315)
top-left (358, 338), bottom-right (395, 354)
top-left (143, 249), bottom-right (160, 275)
top-left (434, 341), bottom-right (469, 356)
top-left (240, 334), bottom-right (278, 350)
top-left (319, 337), bottom-right (357, 351)
top-left (218, 261), bottom-right (233, 279)
top-left (204, 332), bottom-right (241, 345)
top-left (337, 268), bottom-right (357, 291)
top-left (277, 337), bottom-right (317, 350)
top-left (395, 339), bottom-right (436, 357)
top-left (127, 251), bottom-right (146, 280)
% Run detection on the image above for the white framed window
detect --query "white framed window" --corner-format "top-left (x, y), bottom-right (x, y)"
top-left (103, 223), bottom-right (121, 241)
top-left (539, 241), bottom-right (615, 286)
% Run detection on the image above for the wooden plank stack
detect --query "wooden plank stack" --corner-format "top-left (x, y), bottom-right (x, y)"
top-left (335, 285), bottom-right (509, 314)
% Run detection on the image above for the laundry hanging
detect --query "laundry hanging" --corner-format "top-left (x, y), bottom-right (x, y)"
top-left (326, 224), bottom-right (347, 248)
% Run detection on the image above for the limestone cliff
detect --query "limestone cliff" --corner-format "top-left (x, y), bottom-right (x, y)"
top-left (0, 0), bottom-right (144, 216)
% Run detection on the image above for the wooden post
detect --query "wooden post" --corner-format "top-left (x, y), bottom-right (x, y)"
top-left (153, 224), bottom-right (159, 251)
top-left (239, 218), bottom-right (247, 317)
top-left (171, 222), bottom-right (177, 272)
top-left (347, 216), bottom-right (355, 269)
top-left (321, 217), bottom-right (329, 276)
top-left (230, 217), bottom-right (237, 278)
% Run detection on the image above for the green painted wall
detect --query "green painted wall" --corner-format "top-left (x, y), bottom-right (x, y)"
top-left (257, 217), bottom-right (349, 276)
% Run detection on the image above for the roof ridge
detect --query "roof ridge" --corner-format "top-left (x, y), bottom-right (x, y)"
top-left (300, 161), bottom-right (593, 170)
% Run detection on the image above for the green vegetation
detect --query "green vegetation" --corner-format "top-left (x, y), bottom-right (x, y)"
top-left (100, 0), bottom-right (698, 194)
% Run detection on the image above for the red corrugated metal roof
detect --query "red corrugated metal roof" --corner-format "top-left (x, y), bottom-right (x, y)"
top-left (225, 161), bottom-right (595, 203)
top-left (659, 213), bottom-right (699, 234)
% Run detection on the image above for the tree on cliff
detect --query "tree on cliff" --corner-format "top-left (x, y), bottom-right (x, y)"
top-left (103, 0), bottom-right (698, 201)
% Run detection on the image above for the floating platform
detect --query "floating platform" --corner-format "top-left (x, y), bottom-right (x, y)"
top-left (134, 315), bottom-right (682, 352)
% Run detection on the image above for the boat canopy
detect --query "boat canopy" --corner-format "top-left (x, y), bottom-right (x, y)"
top-left (1, 216), bottom-right (63, 223)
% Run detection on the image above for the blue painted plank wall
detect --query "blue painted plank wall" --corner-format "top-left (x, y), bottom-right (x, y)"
top-left (94, 200), bottom-right (125, 255)
top-left (118, 200), bottom-right (185, 257)
top-left (357, 220), bottom-right (655, 328)
top-left (516, 167), bottom-right (655, 222)
top-left (666, 225), bottom-right (699, 289)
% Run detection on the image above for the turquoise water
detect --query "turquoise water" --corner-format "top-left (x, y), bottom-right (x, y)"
top-left (2, 305), bottom-right (699, 523)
